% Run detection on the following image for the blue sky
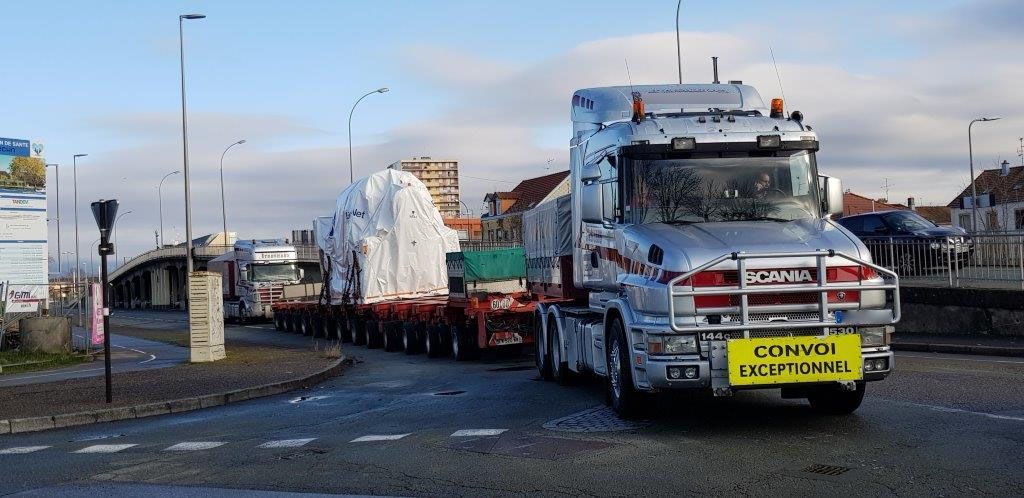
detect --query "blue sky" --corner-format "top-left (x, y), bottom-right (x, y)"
top-left (4, 0), bottom-right (1020, 269)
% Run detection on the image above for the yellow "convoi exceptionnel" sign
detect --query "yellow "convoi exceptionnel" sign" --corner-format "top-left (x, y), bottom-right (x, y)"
top-left (728, 334), bottom-right (862, 386)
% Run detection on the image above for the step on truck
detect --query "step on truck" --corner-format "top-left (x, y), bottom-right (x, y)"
top-left (269, 169), bottom-right (538, 359)
top-left (525, 82), bottom-right (900, 417)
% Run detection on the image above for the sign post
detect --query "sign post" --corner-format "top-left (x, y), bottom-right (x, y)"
top-left (91, 199), bottom-right (118, 403)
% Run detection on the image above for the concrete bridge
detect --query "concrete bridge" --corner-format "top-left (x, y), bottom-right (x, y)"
top-left (109, 234), bottom-right (319, 310)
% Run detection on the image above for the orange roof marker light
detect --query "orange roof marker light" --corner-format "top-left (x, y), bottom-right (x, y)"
top-left (770, 98), bottom-right (784, 119)
top-left (631, 91), bottom-right (645, 123)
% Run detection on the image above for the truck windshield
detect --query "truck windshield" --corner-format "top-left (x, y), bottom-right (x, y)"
top-left (626, 150), bottom-right (820, 224)
top-left (249, 263), bottom-right (300, 282)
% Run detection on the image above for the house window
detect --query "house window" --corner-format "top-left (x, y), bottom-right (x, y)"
top-left (959, 213), bottom-right (971, 230)
top-left (986, 210), bottom-right (999, 231)
top-left (1016, 209), bottom-right (1024, 231)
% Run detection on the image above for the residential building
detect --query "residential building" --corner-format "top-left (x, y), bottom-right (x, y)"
top-left (481, 171), bottom-right (570, 242)
top-left (948, 163), bottom-right (1024, 232)
top-left (841, 192), bottom-right (907, 218)
top-left (392, 157), bottom-right (461, 218)
top-left (444, 217), bottom-right (483, 241)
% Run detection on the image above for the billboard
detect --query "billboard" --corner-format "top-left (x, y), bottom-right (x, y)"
top-left (0, 136), bottom-right (48, 312)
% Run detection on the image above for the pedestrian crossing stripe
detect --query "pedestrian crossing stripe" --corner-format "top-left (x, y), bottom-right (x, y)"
top-left (450, 429), bottom-right (507, 437)
top-left (258, 438), bottom-right (316, 448)
top-left (165, 442), bottom-right (226, 451)
top-left (350, 434), bottom-right (410, 442)
top-left (0, 446), bottom-right (50, 454)
top-left (74, 444), bottom-right (137, 454)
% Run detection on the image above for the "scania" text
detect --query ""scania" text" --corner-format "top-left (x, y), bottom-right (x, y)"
top-left (744, 269), bottom-right (813, 284)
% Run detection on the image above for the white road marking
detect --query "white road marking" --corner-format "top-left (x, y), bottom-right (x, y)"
top-left (139, 354), bottom-right (157, 364)
top-left (896, 353), bottom-right (1024, 365)
top-left (450, 429), bottom-right (507, 437)
top-left (258, 438), bottom-right (317, 449)
top-left (165, 442), bottom-right (227, 451)
top-left (350, 434), bottom-right (410, 442)
top-left (0, 446), bottom-right (51, 454)
top-left (899, 401), bottom-right (1024, 422)
top-left (74, 444), bottom-right (137, 454)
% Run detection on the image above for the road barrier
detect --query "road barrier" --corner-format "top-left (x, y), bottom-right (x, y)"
top-left (862, 233), bottom-right (1024, 289)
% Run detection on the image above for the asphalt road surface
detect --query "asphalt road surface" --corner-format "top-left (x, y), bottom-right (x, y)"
top-left (1, 313), bottom-right (1022, 496)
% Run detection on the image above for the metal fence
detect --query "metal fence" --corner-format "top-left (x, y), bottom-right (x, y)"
top-left (862, 233), bottom-right (1024, 289)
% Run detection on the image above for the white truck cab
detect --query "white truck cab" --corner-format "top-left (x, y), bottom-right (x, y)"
top-left (209, 239), bottom-right (302, 322)
top-left (526, 83), bottom-right (899, 417)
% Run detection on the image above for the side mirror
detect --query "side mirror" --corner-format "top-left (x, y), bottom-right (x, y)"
top-left (580, 162), bottom-right (601, 184)
top-left (299, 268), bottom-right (305, 280)
top-left (821, 176), bottom-right (843, 217)
top-left (580, 182), bottom-right (603, 223)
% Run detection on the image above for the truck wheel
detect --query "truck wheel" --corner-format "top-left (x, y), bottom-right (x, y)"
top-left (403, 323), bottom-right (419, 355)
top-left (299, 314), bottom-right (312, 336)
top-left (366, 320), bottom-right (382, 349)
top-left (549, 319), bottom-right (570, 385)
top-left (425, 324), bottom-right (443, 358)
top-left (808, 382), bottom-right (866, 415)
top-left (311, 315), bottom-right (324, 338)
top-left (535, 313), bottom-right (552, 381)
top-left (274, 312), bottom-right (285, 331)
top-left (351, 318), bottom-right (367, 346)
top-left (284, 313), bottom-right (296, 333)
top-left (606, 317), bottom-right (642, 418)
top-left (383, 322), bottom-right (400, 352)
top-left (451, 323), bottom-right (475, 361)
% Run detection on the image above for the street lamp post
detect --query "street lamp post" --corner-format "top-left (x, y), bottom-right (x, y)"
top-left (348, 87), bottom-right (389, 183)
top-left (158, 170), bottom-right (180, 248)
top-left (179, 13), bottom-right (205, 277)
top-left (73, 153), bottom-right (87, 325)
top-left (219, 140), bottom-right (246, 247)
top-left (112, 210), bottom-right (134, 261)
top-left (675, 0), bottom-right (683, 84)
top-left (46, 164), bottom-right (61, 274)
top-left (90, 238), bottom-right (100, 279)
top-left (968, 117), bottom-right (1002, 232)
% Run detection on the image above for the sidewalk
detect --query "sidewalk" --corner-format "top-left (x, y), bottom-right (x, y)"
top-left (892, 333), bottom-right (1024, 357)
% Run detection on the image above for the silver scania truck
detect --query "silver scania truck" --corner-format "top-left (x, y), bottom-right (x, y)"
top-left (524, 82), bottom-right (899, 417)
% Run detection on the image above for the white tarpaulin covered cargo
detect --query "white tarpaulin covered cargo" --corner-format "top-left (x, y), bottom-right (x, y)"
top-left (317, 169), bottom-right (460, 304)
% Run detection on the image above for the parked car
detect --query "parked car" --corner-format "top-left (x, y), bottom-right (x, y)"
top-left (836, 210), bottom-right (973, 273)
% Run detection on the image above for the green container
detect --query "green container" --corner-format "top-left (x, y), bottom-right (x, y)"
top-left (447, 248), bottom-right (526, 282)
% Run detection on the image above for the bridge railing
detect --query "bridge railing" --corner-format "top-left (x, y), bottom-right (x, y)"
top-left (110, 244), bottom-right (320, 281)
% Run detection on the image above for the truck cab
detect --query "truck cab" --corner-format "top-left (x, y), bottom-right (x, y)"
top-left (528, 83), bottom-right (899, 417)
top-left (209, 239), bottom-right (302, 322)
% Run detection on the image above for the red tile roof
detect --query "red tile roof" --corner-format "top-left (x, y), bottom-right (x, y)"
top-left (914, 206), bottom-right (952, 225)
top-left (947, 165), bottom-right (1024, 208)
top-left (842, 192), bottom-right (907, 217)
top-left (502, 171), bottom-right (570, 215)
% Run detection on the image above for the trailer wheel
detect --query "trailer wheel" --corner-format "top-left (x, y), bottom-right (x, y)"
top-left (549, 319), bottom-right (570, 384)
top-left (534, 313), bottom-right (552, 380)
top-left (351, 317), bottom-right (367, 346)
top-left (365, 320), bottom-right (382, 349)
top-left (425, 324), bottom-right (443, 358)
top-left (808, 382), bottom-right (866, 415)
top-left (382, 321), bottom-right (400, 352)
top-left (335, 317), bottom-right (350, 342)
top-left (274, 312), bottom-right (285, 331)
top-left (451, 323), bottom-right (477, 361)
top-left (311, 315), bottom-right (324, 338)
top-left (298, 314), bottom-right (311, 336)
top-left (606, 317), bottom-right (642, 418)
top-left (403, 323), bottom-right (419, 355)
top-left (284, 312), bottom-right (297, 333)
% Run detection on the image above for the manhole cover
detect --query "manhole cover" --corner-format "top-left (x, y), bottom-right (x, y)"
top-left (488, 365), bottom-right (534, 372)
top-left (543, 405), bottom-right (651, 433)
top-left (432, 390), bottom-right (466, 396)
top-left (803, 464), bottom-right (852, 476)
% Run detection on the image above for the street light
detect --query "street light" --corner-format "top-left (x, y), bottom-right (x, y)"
top-left (179, 13), bottom-right (205, 277)
top-left (158, 170), bottom-right (180, 248)
top-left (968, 116), bottom-right (1002, 232)
top-left (73, 153), bottom-right (88, 326)
top-left (219, 140), bottom-right (246, 247)
top-left (112, 210), bottom-right (134, 259)
top-left (348, 87), bottom-right (389, 183)
top-left (46, 164), bottom-right (61, 273)
top-left (675, 0), bottom-right (683, 84)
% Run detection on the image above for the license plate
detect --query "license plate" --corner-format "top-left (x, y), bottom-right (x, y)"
top-left (489, 332), bottom-right (524, 347)
top-left (727, 334), bottom-right (862, 386)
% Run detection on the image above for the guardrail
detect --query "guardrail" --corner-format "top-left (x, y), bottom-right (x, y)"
top-left (109, 244), bottom-right (321, 281)
top-left (862, 234), bottom-right (1024, 289)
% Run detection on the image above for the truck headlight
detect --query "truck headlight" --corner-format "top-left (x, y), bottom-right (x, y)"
top-left (647, 335), bottom-right (698, 355)
top-left (860, 326), bottom-right (888, 347)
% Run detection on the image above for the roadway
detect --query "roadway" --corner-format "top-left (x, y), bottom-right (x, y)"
top-left (0, 310), bottom-right (1022, 496)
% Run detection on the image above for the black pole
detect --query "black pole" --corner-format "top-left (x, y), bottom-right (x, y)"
top-left (100, 244), bottom-right (112, 403)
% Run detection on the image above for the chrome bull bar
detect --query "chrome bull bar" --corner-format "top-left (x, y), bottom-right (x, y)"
top-left (667, 250), bottom-right (900, 334)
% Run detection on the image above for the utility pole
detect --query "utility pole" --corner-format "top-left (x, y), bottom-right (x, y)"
top-left (880, 177), bottom-right (895, 202)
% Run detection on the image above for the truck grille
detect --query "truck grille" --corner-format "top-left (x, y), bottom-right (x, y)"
top-left (256, 286), bottom-right (284, 304)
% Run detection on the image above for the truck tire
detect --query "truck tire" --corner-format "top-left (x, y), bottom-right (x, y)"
top-left (311, 315), bottom-right (324, 338)
top-left (549, 319), bottom-right (570, 385)
top-left (451, 323), bottom-right (476, 361)
top-left (403, 323), bottom-right (419, 355)
top-left (335, 317), bottom-right (350, 342)
top-left (425, 324), bottom-right (443, 358)
top-left (606, 317), bottom-right (642, 418)
top-left (382, 322), bottom-right (400, 352)
top-left (366, 320), bottom-right (383, 349)
top-left (351, 317), bottom-right (367, 346)
top-left (299, 314), bottom-right (312, 336)
top-left (535, 313), bottom-right (552, 381)
top-left (284, 312), bottom-right (297, 333)
top-left (808, 382), bottom-right (866, 415)
top-left (274, 312), bottom-right (285, 331)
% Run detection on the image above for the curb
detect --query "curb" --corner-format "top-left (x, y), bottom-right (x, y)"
top-left (0, 357), bottom-right (349, 435)
top-left (892, 342), bottom-right (1024, 358)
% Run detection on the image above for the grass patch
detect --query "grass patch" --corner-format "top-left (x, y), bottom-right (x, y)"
top-left (0, 350), bottom-right (88, 375)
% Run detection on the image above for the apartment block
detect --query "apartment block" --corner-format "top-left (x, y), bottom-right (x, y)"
top-left (391, 157), bottom-right (461, 218)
